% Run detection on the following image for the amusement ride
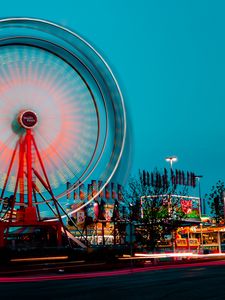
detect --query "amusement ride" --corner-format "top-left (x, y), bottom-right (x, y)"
top-left (0, 18), bottom-right (126, 251)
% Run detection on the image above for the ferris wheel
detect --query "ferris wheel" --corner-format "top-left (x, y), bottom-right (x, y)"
top-left (0, 18), bottom-right (126, 241)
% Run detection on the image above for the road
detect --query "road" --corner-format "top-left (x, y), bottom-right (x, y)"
top-left (1, 261), bottom-right (225, 299)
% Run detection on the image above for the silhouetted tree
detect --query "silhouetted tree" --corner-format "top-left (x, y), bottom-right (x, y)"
top-left (124, 169), bottom-right (187, 251)
top-left (206, 180), bottom-right (225, 223)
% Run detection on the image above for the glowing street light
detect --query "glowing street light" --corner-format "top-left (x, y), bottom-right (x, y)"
top-left (165, 156), bottom-right (178, 170)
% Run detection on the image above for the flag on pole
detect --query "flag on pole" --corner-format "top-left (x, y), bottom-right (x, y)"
top-left (111, 182), bottom-right (117, 199)
top-left (98, 180), bottom-right (104, 198)
top-left (79, 183), bottom-right (85, 200)
top-left (117, 184), bottom-right (123, 200)
top-left (92, 180), bottom-right (97, 198)
top-left (66, 182), bottom-right (71, 199)
top-left (105, 183), bottom-right (110, 199)
top-left (73, 189), bottom-right (78, 200)
top-left (87, 184), bottom-right (92, 200)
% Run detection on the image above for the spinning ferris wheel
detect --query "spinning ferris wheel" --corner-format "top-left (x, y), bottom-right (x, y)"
top-left (0, 18), bottom-right (126, 247)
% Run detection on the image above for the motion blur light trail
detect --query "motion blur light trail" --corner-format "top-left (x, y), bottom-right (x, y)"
top-left (10, 256), bottom-right (69, 262)
top-left (133, 252), bottom-right (225, 259)
top-left (1, 259), bottom-right (225, 283)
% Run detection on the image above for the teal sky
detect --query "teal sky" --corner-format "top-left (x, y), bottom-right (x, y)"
top-left (1, 0), bottom-right (225, 197)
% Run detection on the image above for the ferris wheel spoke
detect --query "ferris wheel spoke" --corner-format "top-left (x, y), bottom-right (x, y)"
top-left (0, 133), bottom-right (17, 154)
top-left (35, 131), bottom-right (81, 181)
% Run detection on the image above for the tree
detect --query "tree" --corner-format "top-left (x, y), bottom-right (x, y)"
top-left (124, 169), bottom-right (187, 251)
top-left (206, 180), bottom-right (225, 223)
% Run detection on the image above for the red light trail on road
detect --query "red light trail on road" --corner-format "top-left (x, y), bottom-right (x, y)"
top-left (1, 259), bottom-right (225, 283)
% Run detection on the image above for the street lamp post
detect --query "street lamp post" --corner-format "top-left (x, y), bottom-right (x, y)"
top-left (223, 191), bottom-right (225, 221)
top-left (165, 156), bottom-right (177, 254)
top-left (195, 175), bottom-right (203, 217)
top-left (200, 222), bottom-right (203, 253)
top-left (128, 203), bottom-right (133, 258)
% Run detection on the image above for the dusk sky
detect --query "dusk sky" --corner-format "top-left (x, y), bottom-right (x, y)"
top-left (1, 0), bottom-right (225, 198)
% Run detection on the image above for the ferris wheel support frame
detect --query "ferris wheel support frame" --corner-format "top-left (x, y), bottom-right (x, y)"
top-left (0, 120), bottom-right (71, 248)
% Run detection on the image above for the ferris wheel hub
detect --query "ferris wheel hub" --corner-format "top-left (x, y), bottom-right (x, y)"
top-left (18, 110), bottom-right (38, 129)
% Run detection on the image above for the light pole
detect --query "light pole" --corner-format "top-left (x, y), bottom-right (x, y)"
top-left (128, 203), bottom-right (133, 258)
top-left (223, 191), bottom-right (225, 221)
top-left (200, 222), bottom-right (203, 253)
top-left (165, 156), bottom-right (177, 253)
top-left (165, 156), bottom-right (178, 215)
top-left (195, 175), bottom-right (203, 217)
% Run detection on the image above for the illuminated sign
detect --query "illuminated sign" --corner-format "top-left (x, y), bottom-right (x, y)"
top-left (176, 238), bottom-right (188, 247)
